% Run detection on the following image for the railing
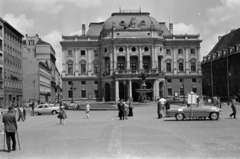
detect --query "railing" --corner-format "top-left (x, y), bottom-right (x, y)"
top-left (115, 69), bottom-right (159, 74)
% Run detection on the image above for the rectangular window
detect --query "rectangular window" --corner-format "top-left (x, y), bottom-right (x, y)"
top-left (166, 49), bottom-right (171, 55)
top-left (117, 63), bottom-right (125, 70)
top-left (0, 25), bottom-right (2, 37)
top-left (192, 79), bottom-right (197, 83)
top-left (191, 49), bottom-right (195, 55)
top-left (130, 63), bottom-right (137, 70)
top-left (81, 64), bottom-right (86, 73)
top-left (94, 81), bottom-right (98, 85)
top-left (178, 49), bottom-right (183, 54)
top-left (68, 81), bottom-right (73, 85)
top-left (191, 62), bottom-right (196, 72)
top-left (166, 63), bottom-right (171, 72)
top-left (179, 79), bottom-right (183, 83)
top-left (143, 63), bottom-right (149, 70)
top-left (81, 81), bottom-right (86, 85)
top-left (167, 79), bottom-right (172, 83)
top-left (81, 50), bottom-right (85, 56)
top-left (68, 63), bottom-right (73, 74)
top-left (94, 50), bottom-right (98, 57)
top-left (106, 63), bottom-right (110, 73)
top-left (68, 50), bottom-right (72, 57)
top-left (180, 88), bottom-right (184, 96)
top-left (179, 62), bottom-right (184, 72)
top-left (168, 88), bottom-right (172, 96)
top-left (94, 64), bottom-right (99, 74)
top-left (94, 90), bottom-right (99, 98)
top-left (81, 90), bottom-right (86, 98)
top-left (192, 87), bottom-right (197, 93)
top-left (0, 39), bottom-right (2, 51)
top-left (68, 90), bottom-right (73, 98)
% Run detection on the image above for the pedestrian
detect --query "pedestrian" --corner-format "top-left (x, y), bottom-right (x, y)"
top-left (128, 98), bottom-right (134, 117)
top-left (23, 106), bottom-right (26, 121)
top-left (31, 102), bottom-right (35, 116)
top-left (57, 105), bottom-right (67, 124)
top-left (17, 106), bottom-right (24, 122)
top-left (2, 106), bottom-right (18, 153)
top-left (217, 96), bottom-right (222, 108)
top-left (196, 95), bottom-right (200, 107)
top-left (117, 99), bottom-right (125, 120)
top-left (74, 103), bottom-right (78, 111)
top-left (230, 96), bottom-right (237, 119)
top-left (124, 101), bottom-right (129, 119)
top-left (157, 98), bottom-right (162, 119)
top-left (159, 97), bottom-right (167, 117)
top-left (85, 102), bottom-right (91, 119)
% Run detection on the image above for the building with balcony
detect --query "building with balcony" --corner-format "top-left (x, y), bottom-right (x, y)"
top-left (60, 10), bottom-right (203, 103)
top-left (22, 34), bottom-right (61, 104)
top-left (201, 28), bottom-right (240, 101)
top-left (0, 17), bottom-right (24, 108)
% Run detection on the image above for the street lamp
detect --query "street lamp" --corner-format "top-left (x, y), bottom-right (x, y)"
top-left (181, 79), bottom-right (185, 104)
top-left (70, 82), bottom-right (76, 103)
top-left (33, 80), bottom-right (35, 104)
top-left (226, 29), bottom-right (233, 105)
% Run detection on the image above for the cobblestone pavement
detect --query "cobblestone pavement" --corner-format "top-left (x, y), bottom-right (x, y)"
top-left (0, 103), bottom-right (240, 159)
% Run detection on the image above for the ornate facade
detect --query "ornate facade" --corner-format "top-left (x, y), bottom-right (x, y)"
top-left (60, 10), bottom-right (202, 103)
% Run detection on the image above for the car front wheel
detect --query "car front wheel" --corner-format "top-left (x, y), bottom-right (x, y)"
top-left (52, 110), bottom-right (57, 115)
top-left (209, 112), bottom-right (219, 120)
top-left (175, 113), bottom-right (184, 121)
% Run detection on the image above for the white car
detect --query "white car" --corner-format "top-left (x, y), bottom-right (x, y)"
top-left (34, 104), bottom-right (60, 115)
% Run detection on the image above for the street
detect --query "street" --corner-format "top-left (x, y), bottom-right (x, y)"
top-left (0, 103), bottom-right (240, 159)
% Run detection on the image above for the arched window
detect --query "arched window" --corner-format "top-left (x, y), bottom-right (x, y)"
top-left (131, 47), bottom-right (136, 52)
top-left (119, 21), bottom-right (125, 26)
top-left (144, 47), bottom-right (149, 52)
top-left (119, 47), bottom-right (124, 52)
top-left (140, 20), bottom-right (146, 26)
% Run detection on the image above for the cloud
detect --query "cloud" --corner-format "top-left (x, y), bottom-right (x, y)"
top-left (18, 0), bottom-right (101, 14)
top-left (95, 16), bottom-right (105, 22)
top-left (173, 23), bottom-right (197, 34)
top-left (3, 14), bottom-right (35, 35)
top-left (43, 31), bottom-right (62, 72)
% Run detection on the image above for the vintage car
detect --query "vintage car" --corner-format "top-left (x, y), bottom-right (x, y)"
top-left (166, 105), bottom-right (221, 121)
top-left (34, 104), bottom-right (60, 115)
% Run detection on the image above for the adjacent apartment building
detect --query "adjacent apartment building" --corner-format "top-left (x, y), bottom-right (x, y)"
top-left (0, 17), bottom-right (24, 108)
top-left (22, 34), bottom-right (61, 104)
top-left (60, 10), bottom-right (202, 103)
top-left (201, 28), bottom-right (240, 101)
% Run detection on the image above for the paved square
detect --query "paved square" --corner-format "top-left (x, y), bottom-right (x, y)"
top-left (0, 103), bottom-right (240, 159)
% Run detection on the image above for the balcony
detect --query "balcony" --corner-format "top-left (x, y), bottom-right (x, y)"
top-left (115, 69), bottom-right (159, 75)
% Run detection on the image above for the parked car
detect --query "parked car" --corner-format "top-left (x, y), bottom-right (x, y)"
top-left (65, 102), bottom-right (80, 110)
top-left (166, 105), bottom-right (221, 121)
top-left (34, 104), bottom-right (60, 115)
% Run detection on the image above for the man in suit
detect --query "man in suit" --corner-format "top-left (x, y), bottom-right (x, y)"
top-left (2, 106), bottom-right (18, 152)
top-left (117, 99), bottom-right (125, 120)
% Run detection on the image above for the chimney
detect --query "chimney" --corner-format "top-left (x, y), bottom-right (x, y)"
top-left (82, 24), bottom-right (85, 36)
top-left (218, 36), bottom-right (222, 41)
top-left (169, 23), bottom-right (173, 34)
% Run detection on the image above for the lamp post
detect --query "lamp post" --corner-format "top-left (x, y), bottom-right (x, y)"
top-left (123, 80), bottom-right (126, 101)
top-left (182, 79), bottom-right (185, 104)
top-left (70, 82), bottom-right (76, 103)
top-left (33, 80), bottom-right (35, 105)
top-left (226, 29), bottom-right (232, 105)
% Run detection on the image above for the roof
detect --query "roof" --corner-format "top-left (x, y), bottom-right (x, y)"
top-left (102, 12), bottom-right (163, 31)
top-left (0, 17), bottom-right (24, 38)
top-left (87, 22), bottom-right (104, 36)
top-left (159, 22), bottom-right (171, 35)
top-left (209, 28), bottom-right (240, 55)
top-left (36, 38), bottom-right (51, 45)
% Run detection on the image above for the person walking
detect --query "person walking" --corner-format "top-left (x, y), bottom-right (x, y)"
top-left (159, 97), bottom-right (167, 117)
top-left (17, 106), bottom-right (24, 122)
top-left (23, 106), bottom-right (26, 121)
top-left (85, 102), bottom-right (91, 119)
top-left (117, 99), bottom-right (125, 120)
top-left (230, 96), bottom-right (237, 119)
top-left (157, 98), bottom-right (162, 119)
top-left (2, 106), bottom-right (18, 152)
top-left (58, 105), bottom-right (67, 124)
top-left (31, 102), bottom-right (35, 116)
top-left (128, 98), bottom-right (134, 117)
top-left (124, 101), bottom-right (129, 119)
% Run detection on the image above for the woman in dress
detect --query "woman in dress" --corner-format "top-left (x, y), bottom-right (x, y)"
top-left (58, 104), bottom-right (67, 124)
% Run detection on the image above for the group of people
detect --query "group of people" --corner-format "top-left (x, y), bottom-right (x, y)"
top-left (157, 97), bottom-right (170, 119)
top-left (117, 98), bottom-right (133, 120)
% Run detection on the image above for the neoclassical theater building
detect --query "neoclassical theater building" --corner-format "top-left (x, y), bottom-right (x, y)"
top-left (60, 10), bottom-right (202, 103)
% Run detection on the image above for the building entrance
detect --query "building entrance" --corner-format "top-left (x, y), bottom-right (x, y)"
top-left (132, 82), bottom-right (139, 102)
top-left (105, 83), bottom-right (111, 101)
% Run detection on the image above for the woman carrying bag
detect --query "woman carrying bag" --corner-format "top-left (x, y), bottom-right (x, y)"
top-left (58, 104), bottom-right (67, 124)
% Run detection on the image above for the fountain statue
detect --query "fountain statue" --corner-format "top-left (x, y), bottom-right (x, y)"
top-left (135, 72), bottom-right (153, 102)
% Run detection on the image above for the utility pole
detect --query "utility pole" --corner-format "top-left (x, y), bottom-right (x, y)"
top-left (33, 80), bottom-right (35, 105)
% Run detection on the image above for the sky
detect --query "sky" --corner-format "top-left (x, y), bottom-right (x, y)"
top-left (1, 0), bottom-right (240, 72)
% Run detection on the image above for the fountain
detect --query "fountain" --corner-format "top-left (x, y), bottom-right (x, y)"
top-left (135, 72), bottom-right (153, 102)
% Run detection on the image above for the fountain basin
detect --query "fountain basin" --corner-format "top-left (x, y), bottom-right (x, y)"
top-left (135, 89), bottom-right (153, 94)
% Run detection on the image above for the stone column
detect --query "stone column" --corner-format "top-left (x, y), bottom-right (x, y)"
top-left (196, 47), bottom-right (202, 74)
top-left (75, 49), bottom-right (79, 76)
top-left (115, 80), bottom-right (119, 103)
top-left (113, 46), bottom-right (117, 71)
top-left (185, 47), bottom-right (190, 75)
top-left (155, 46), bottom-right (158, 73)
top-left (173, 47), bottom-right (177, 75)
top-left (110, 47), bottom-right (114, 75)
top-left (155, 80), bottom-right (159, 100)
top-left (151, 45), bottom-right (155, 69)
top-left (139, 46), bottom-right (143, 71)
top-left (126, 46), bottom-right (130, 71)
top-left (128, 79), bottom-right (132, 99)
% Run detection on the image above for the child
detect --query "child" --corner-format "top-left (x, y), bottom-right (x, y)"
top-left (86, 102), bottom-right (91, 119)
